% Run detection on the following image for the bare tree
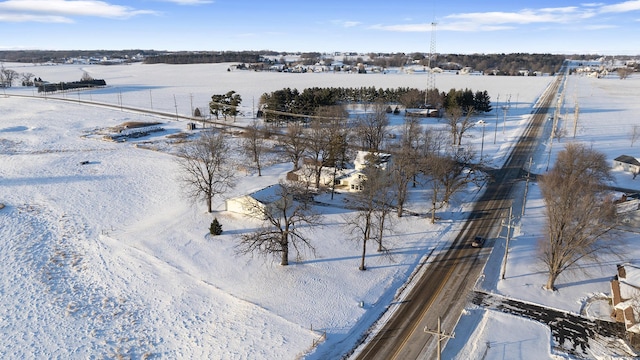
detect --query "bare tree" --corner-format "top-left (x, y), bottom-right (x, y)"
top-left (441, 145), bottom-right (476, 204)
top-left (20, 72), bottom-right (35, 86)
top-left (242, 120), bottom-right (265, 176)
top-left (617, 67), bottom-right (634, 79)
top-left (326, 125), bottom-right (351, 199)
top-left (391, 116), bottom-right (421, 217)
top-left (176, 130), bottom-right (235, 213)
top-left (236, 181), bottom-right (322, 266)
top-left (445, 106), bottom-right (475, 146)
top-left (305, 106), bottom-right (348, 189)
top-left (0, 65), bottom-right (18, 87)
top-left (345, 157), bottom-right (394, 270)
top-left (398, 89), bottom-right (424, 109)
top-left (306, 117), bottom-right (331, 188)
top-left (80, 71), bottom-right (93, 81)
top-left (353, 103), bottom-right (389, 151)
top-left (279, 121), bottom-right (306, 171)
top-left (539, 143), bottom-right (619, 290)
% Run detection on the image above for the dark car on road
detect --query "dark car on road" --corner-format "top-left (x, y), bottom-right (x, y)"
top-left (471, 236), bottom-right (485, 248)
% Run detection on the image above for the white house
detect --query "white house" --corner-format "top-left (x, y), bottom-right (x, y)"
top-left (225, 184), bottom-right (290, 219)
top-left (613, 155), bottom-right (640, 175)
top-left (339, 151), bottom-right (392, 192)
top-left (288, 151), bottom-right (392, 193)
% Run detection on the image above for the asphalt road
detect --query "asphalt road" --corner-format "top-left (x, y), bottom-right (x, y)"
top-left (352, 71), bottom-right (564, 360)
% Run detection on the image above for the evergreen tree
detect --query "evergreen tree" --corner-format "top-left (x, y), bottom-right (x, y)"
top-left (210, 217), bottom-right (223, 236)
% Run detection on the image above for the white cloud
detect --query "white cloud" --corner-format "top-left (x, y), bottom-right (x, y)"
top-left (372, 3), bottom-right (640, 33)
top-left (599, 0), bottom-right (640, 13)
top-left (0, 0), bottom-right (158, 22)
top-left (342, 21), bottom-right (361, 28)
top-left (0, 13), bottom-right (71, 23)
top-left (445, 8), bottom-right (595, 26)
top-left (583, 24), bottom-right (618, 29)
top-left (331, 19), bottom-right (361, 28)
top-left (157, 0), bottom-right (213, 4)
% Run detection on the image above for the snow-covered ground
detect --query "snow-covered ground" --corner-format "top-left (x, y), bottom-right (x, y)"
top-left (0, 62), bottom-right (638, 359)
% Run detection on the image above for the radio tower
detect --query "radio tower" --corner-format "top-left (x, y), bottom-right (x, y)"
top-left (426, 21), bottom-right (437, 107)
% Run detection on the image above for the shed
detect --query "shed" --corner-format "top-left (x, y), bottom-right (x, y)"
top-left (613, 155), bottom-right (640, 174)
top-left (225, 184), bottom-right (290, 219)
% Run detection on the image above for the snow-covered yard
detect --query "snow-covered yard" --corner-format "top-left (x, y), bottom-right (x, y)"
top-left (1, 62), bottom-right (639, 359)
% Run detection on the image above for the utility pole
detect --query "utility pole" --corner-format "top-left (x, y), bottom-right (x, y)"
top-left (149, 90), bottom-right (153, 110)
top-left (493, 94), bottom-right (499, 144)
top-left (424, 316), bottom-right (454, 360)
top-left (502, 106), bottom-right (508, 133)
top-left (522, 157), bottom-right (532, 216)
top-left (573, 97), bottom-right (579, 138)
top-left (190, 93), bottom-right (194, 117)
top-left (173, 94), bottom-right (179, 121)
top-left (500, 205), bottom-right (513, 280)
top-left (480, 121), bottom-right (486, 160)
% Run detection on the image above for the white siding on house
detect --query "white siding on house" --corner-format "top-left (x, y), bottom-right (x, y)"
top-left (225, 184), bottom-right (290, 219)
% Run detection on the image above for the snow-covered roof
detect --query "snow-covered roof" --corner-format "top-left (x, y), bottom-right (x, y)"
top-left (619, 263), bottom-right (640, 287)
top-left (249, 184), bottom-right (284, 204)
top-left (614, 155), bottom-right (640, 166)
top-left (354, 151), bottom-right (391, 170)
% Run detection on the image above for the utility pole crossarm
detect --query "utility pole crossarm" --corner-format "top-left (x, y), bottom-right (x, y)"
top-left (424, 316), bottom-right (455, 360)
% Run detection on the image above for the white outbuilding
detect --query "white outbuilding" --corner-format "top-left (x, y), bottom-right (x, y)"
top-left (225, 184), bottom-right (290, 219)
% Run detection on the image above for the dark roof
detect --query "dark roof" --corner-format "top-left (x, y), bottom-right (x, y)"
top-left (614, 155), bottom-right (640, 166)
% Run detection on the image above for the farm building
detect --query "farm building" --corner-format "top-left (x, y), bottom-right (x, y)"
top-left (613, 155), bottom-right (640, 175)
top-left (225, 184), bottom-right (291, 219)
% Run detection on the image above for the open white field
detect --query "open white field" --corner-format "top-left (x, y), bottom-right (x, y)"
top-left (1, 62), bottom-right (639, 359)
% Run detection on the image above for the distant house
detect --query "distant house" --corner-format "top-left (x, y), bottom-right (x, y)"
top-left (610, 263), bottom-right (640, 349)
top-left (225, 184), bottom-right (290, 219)
top-left (613, 155), bottom-right (640, 175)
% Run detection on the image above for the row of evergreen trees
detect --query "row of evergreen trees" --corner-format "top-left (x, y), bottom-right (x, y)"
top-left (258, 86), bottom-right (492, 121)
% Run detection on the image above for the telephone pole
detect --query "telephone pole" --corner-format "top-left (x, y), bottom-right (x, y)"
top-left (424, 316), bottom-right (454, 360)
top-left (500, 205), bottom-right (514, 280)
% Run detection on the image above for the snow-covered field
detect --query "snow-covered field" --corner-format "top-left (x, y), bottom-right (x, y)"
top-left (0, 62), bottom-right (638, 359)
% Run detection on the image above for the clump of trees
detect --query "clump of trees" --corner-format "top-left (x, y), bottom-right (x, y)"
top-left (538, 143), bottom-right (619, 290)
top-left (0, 65), bottom-right (18, 87)
top-left (210, 91), bottom-right (242, 121)
top-left (443, 88), bottom-right (492, 113)
top-left (259, 86), bottom-right (492, 123)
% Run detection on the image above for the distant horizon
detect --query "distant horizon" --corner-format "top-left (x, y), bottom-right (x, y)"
top-left (1, 1), bottom-right (640, 55)
top-left (1, 49), bottom-right (637, 58)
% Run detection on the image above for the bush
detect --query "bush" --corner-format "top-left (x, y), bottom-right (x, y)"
top-left (209, 217), bottom-right (222, 235)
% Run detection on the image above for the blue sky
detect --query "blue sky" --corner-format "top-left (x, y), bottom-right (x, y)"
top-left (1, 0), bottom-right (639, 54)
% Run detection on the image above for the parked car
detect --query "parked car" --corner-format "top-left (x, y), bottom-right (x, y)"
top-left (471, 236), bottom-right (485, 248)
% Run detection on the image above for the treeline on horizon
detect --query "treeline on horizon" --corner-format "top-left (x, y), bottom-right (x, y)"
top-left (143, 51), bottom-right (570, 75)
top-left (0, 50), bottom-right (631, 75)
